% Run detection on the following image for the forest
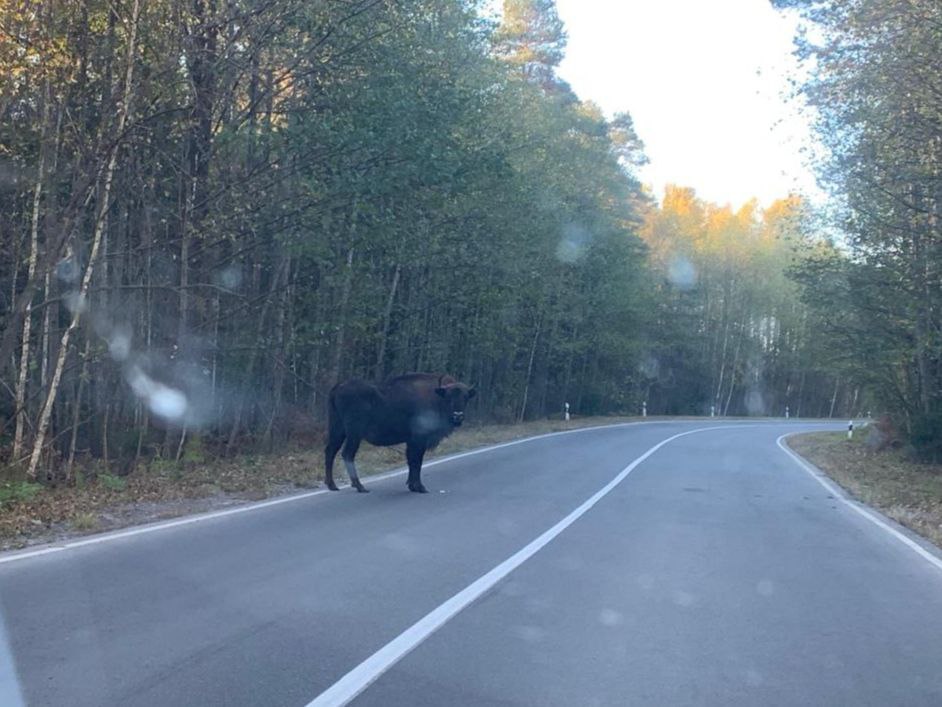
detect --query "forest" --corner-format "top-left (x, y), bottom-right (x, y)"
top-left (0, 0), bottom-right (938, 484)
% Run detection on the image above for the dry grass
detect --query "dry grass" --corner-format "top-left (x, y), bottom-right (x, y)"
top-left (70, 512), bottom-right (99, 531)
top-left (0, 415), bottom-right (646, 550)
top-left (789, 431), bottom-right (942, 548)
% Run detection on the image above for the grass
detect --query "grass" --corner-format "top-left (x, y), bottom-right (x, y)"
top-left (0, 481), bottom-right (43, 507)
top-left (789, 430), bottom-right (942, 549)
top-left (0, 415), bottom-right (647, 550)
top-left (99, 473), bottom-right (127, 492)
top-left (71, 512), bottom-right (98, 532)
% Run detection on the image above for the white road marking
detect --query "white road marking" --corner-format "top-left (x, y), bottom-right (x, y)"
top-left (0, 611), bottom-right (25, 707)
top-left (0, 420), bottom-right (815, 567)
top-left (0, 420), bottom-right (660, 565)
top-left (306, 424), bottom-right (751, 707)
top-left (778, 434), bottom-right (942, 573)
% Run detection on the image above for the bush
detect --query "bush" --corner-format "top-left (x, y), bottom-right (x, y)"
top-left (99, 473), bottom-right (127, 492)
top-left (910, 407), bottom-right (942, 464)
top-left (0, 481), bottom-right (43, 507)
top-left (181, 434), bottom-right (207, 466)
top-left (72, 512), bottom-right (98, 531)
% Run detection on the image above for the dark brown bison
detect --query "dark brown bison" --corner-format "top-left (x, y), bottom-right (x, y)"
top-left (325, 373), bottom-right (476, 493)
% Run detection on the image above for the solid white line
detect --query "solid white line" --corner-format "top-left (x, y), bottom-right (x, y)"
top-left (306, 424), bottom-right (748, 707)
top-left (0, 420), bottom-right (810, 566)
top-left (777, 434), bottom-right (942, 573)
top-left (0, 421), bottom-right (660, 565)
top-left (0, 610), bottom-right (25, 707)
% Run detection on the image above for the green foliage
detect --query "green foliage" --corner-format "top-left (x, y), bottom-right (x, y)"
top-left (1, 0), bottom-right (864, 476)
top-left (181, 435), bottom-right (207, 466)
top-left (0, 481), bottom-right (43, 507)
top-left (640, 189), bottom-right (847, 417)
top-left (149, 458), bottom-right (182, 479)
top-left (778, 0), bottom-right (942, 454)
top-left (910, 407), bottom-right (942, 464)
top-left (98, 473), bottom-right (127, 492)
top-left (493, 0), bottom-right (567, 85)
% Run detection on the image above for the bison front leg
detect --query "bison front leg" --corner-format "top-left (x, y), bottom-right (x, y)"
top-left (406, 442), bottom-right (428, 493)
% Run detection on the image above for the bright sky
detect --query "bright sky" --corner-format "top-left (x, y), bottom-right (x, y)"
top-left (553, 0), bottom-right (819, 208)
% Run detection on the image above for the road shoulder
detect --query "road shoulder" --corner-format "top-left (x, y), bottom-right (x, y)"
top-left (784, 431), bottom-right (942, 558)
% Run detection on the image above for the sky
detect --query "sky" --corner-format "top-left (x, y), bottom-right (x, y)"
top-left (552, 0), bottom-right (820, 208)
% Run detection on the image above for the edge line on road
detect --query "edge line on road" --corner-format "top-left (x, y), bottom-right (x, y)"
top-left (0, 420), bottom-right (667, 565)
top-left (306, 424), bottom-right (756, 707)
top-left (777, 434), bottom-right (942, 574)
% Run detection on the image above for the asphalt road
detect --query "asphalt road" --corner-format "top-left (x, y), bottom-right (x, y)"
top-left (2, 420), bottom-right (942, 707)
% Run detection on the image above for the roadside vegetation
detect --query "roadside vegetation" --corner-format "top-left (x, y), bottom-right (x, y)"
top-left (775, 0), bottom-right (942, 461)
top-left (790, 431), bottom-right (942, 549)
top-left (2, 0), bottom-right (854, 492)
top-left (1, 0), bottom-right (939, 531)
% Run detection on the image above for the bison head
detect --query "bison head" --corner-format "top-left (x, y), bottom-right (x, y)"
top-left (435, 382), bottom-right (476, 427)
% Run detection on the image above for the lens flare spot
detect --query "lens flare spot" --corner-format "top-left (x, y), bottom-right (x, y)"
top-left (108, 332), bottom-right (131, 361)
top-left (65, 291), bottom-right (87, 314)
top-left (599, 608), bottom-right (623, 626)
top-left (667, 255), bottom-right (697, 290)
top-left (127, 366), bottom-right (188, 421)
top-left (556, 224), bottom-right (591, 263)
top-left (745, 389), bottom-right (765, 415)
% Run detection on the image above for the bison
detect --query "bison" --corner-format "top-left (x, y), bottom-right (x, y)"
top-left (325, 373), bottom-right (476, 493)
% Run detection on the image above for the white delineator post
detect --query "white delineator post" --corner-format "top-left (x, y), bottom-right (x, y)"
top-left (710, 404), bottom-right (715, 418)
top-left (642, 401), bottom-right (647, 418)
top-left (848, 421), bottom-right (854, 440)
top-left (785, 406), bottom-right (790, 419)
top-left (564, 402), bottom-right (570, 421)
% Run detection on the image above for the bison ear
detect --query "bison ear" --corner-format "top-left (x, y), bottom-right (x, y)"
top-left (435, 387), bottom-right (448, 398)
top-left (467, 387), bottom-right (477, 399)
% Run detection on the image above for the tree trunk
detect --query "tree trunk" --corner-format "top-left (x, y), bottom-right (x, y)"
top-left (374, 263), bottom-right (401, 379)
top-left (722, 319), bottom-right (744, 416)
top-left (12, 110), bottom-right (48, 463)
top-left (518, 313), bottom-right (544, 423)
top-left (226, 256), bottom-right (289, 453)
top-left (26, 0), bottom-right (142, 480)
top-left (66, 338), bottom-right (92, 482)
top-left (828, 377), bottom-right (840, 419)
top-left (40, 272), bottom-right (51, 389)
top-left (329, 245), bottom-right (356, 385)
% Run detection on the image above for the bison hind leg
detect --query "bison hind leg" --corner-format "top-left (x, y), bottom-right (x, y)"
top-left (324, 431), bottom-right (344, 491)
top-left (344, 459), bottom-right (369, 493)
top-left (341, 436), bottom-right (369, 493)
top-left (408, 481), bottom-right (428, 494)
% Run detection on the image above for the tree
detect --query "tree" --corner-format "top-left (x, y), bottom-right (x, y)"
top-left (775, 0), bottom-right (942, 459)
top-left (493, 0), bottom-right (567, 87)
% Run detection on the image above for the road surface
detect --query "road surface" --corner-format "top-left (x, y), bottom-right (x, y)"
top-left (2, 421), bottom-right (942, 706)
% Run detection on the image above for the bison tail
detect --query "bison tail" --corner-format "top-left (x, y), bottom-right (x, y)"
top-left (326, 384), bottom-right (350, 443)
top-left (326, 386), bottom-right (339, 430)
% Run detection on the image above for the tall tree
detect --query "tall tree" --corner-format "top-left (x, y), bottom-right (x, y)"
top-left (493, 0), bottom-right (567, 87)
top-left (775, 0), bottom-right (942, 458)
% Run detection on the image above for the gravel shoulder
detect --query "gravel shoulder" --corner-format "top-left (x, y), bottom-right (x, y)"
top-left (789, 430), bottom-right (942, 549)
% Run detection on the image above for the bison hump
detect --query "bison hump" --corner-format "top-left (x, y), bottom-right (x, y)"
top-left (384, 372), bottom-right (455, 387)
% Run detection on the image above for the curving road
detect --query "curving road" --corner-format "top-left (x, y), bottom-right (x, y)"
top-left (2, 421), bottom-right (942, 706)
